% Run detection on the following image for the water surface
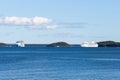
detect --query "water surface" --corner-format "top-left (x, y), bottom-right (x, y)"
top-left (0, 46), bottom-right (120, 80)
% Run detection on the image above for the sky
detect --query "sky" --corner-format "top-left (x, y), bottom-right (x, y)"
top-left (0, 0), bottom-right (120, 44)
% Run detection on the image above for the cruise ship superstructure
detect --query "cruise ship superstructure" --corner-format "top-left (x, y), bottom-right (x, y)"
top-left (81, 41), bottom-right (98, 47)
top-left (16, 40), bottom-right (25, 47)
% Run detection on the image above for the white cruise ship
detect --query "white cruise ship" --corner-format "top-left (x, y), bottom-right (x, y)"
top-left (16, 40), bottom-right (25, 47)
top-left (81, 41), bottom-right (98, 47)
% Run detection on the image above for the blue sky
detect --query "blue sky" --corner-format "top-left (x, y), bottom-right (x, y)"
top-left (0, 0), bottom-right (120, 44)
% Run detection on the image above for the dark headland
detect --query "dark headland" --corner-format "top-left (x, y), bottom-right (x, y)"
top-left (0, 43), bottom-right (7, 46)
top-left (97, 41), bottom-right (120, 47)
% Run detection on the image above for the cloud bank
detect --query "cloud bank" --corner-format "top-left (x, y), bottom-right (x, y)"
top-left (0, 16), bottom-right (58, 29)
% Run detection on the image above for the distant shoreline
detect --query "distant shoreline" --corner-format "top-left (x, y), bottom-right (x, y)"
top-left (0, 41), bottom-right (120, 47)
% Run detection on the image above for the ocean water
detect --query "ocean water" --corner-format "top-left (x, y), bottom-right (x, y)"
top-left (0, 46), bottom-right (120, 80)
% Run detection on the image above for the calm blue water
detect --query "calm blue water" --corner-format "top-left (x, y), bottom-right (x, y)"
top-left (0, 46), bottom-right (120, 80)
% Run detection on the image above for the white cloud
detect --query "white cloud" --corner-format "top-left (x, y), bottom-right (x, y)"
top-left (0, 16), bottom-right (58, 29)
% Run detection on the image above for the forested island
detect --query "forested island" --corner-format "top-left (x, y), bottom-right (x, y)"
top-left (97, 41), bottom-right (120, 47)
top-left (47, 42), bottom-right (71, 47)
top-left (0, 43), bottom-right (6, 46)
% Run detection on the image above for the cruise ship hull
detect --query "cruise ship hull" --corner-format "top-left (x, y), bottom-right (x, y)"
top-left (81, 44), bottom-right (98, 47)
top-left (81, 41), bottom-right (98, 47)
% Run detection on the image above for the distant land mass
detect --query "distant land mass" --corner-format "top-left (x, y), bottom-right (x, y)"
top-left (0, 41), bottom-right (120, 47)
top-left (97, 41), bottom-right (120, 47)
top-left (47, 41), bottom-right (120, 47)
top-left (47, 42), bottom-right (71, 47)
top-left (0, 43), bottom-right (6, 46)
